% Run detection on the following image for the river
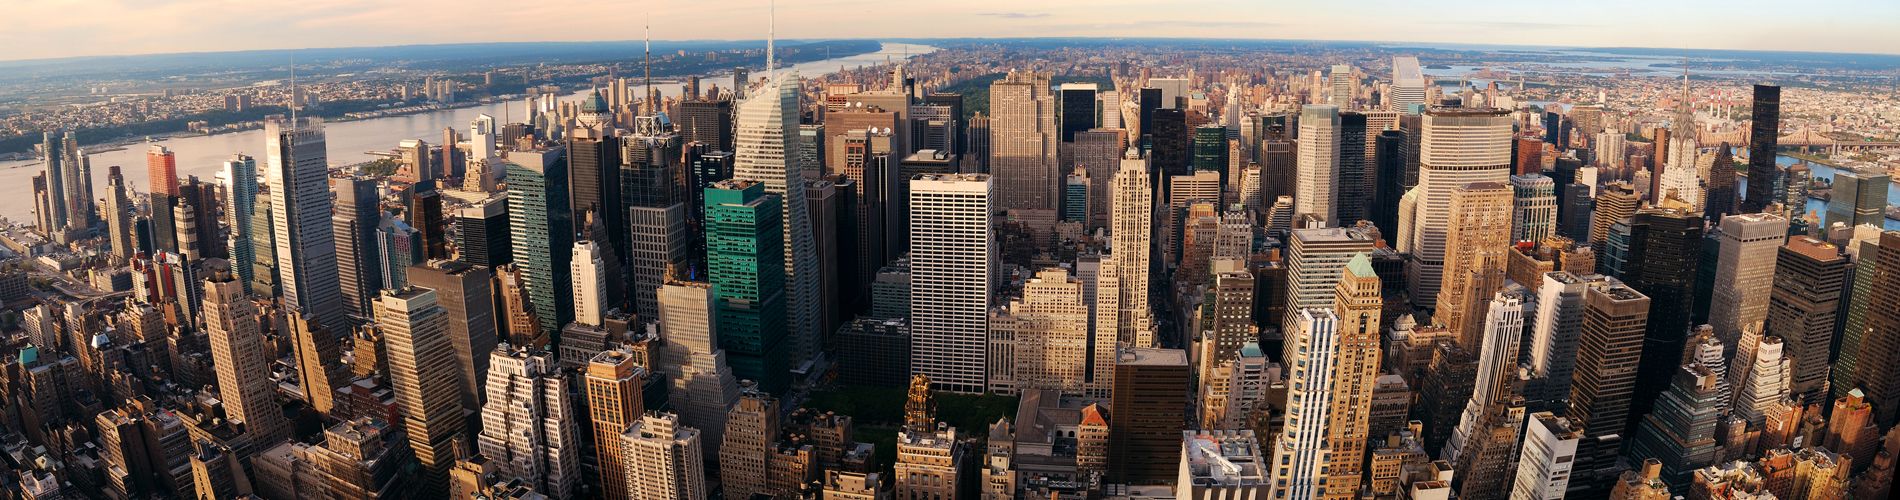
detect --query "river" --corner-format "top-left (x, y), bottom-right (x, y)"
top-left (0, 42), bottom-right (937, 221)
top-left (1737, 155), bottom-right (1900, 230)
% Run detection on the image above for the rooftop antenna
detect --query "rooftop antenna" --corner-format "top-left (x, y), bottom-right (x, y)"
top-left (644, 14), bottom-right (653, 114)
top-left (766, 0), bottom-right (776, 81)
top-left (288, 55), bottom-right (298, 126)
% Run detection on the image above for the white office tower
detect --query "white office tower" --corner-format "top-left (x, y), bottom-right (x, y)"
top-left (732, 67), bottom-right (823, 371)
top-left (1329, 65), bottom-right (1354, 109)
top-left (656, 282), bottom-right (739, 457)
top-left (1099, 90), bottom-right (1122, 129)
top-left (1271, 309), bottom-right (1340, 499)
top-left (1405, 108), bottom-right (1513, 302)
top-left (476, 347), bottom-right (580, 498)
top-left (1510, 174), bottom-right (1557, 243)
top-left (202, 267), bottom-right (292, 448)
top-left (1730, 334), bottom-right (1790, 428)
top-left (266, 117), bottom-right (346, 329)
top-left (470, 114), bottom-right (497, 160)
top-left (1281, 226), bottom-right (1376, 343)
top-left (1110, 154), bottom-right (1156, 347)
top-left (1707, 213), bottom-right (1788, 357)
top-left (1526, 272), bottom-right (1602, 409)
top-left (1444, 287), bottom-right (1528, 464)
top-left (1595, 132), bottom-right (1626, 170)
top-left (572, 240), bottom-right (607, 326)
top-left (1388, 57), bottom-right (1426, 113)
top-left (990, 71), bottom-right (1060, 212)
top-left (1509, 412), bottom-right (1583, 500)
top-left (909, 174), bottom-right (996, 393)
top-left (621, 413), bottom-right (706, 500)
top-left (1294, 104), bottom-right (1341, 223)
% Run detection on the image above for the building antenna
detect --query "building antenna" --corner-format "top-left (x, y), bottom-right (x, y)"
top-left (644, 14), bottom-right (653, 114)
top-left (766, 0), bottom-right (776, 81)
top-left (288, 55), bottom-right (298, 126)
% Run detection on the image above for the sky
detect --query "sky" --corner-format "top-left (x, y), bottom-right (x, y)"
top-left (7, 0), bottom-right (1898, 61)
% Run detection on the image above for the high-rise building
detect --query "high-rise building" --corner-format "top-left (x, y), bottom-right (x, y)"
top-left (1510, 412), bottom-right (1582, 500)
top-left (679, 99), bottom-right (734, 152)
top-left (1621, 208), bottom-right (1705, 428)
top-left (1294, 104), bottom-right (1340, 223)
top-left (1443, 288), bottom-right (1530, 500)
top-left (1706, 213), bottom-right (1788, 357)
top-left (37, 132), bottom-right (70, 234)
top-left (375, 213), bottom-right (422, 292)
top-left (623, 116), bottom-right (690, 321)
top-left (1432, 182), bottom-right (1513, 348)
top-left (1842, 231), bottom-right (1900, 427)
top-left (1059, 83), bottom-right (1099, 142)
top-left (1282, 226), bottom-right (1376, 339)
top-left (1335, 111), bottom-right (1372, 224)
top-left (1272, 309), bottom-right (1343, 498)
top-left (409, 260), bottom-right (498, 410)
top-left (1406, 108), bottom-right (1513, 301)
top-left (1330, 64), bottom-right (1355, 108)
top-left (267, 118), bottom-right (346, 329)
top-left (1565, 283), bottom-right (1651, 496)
top-left (1764, 237), bottom-right (1846, 405)
top-left (1388, 57), bottom-right (1426, 113)
top-left (1591, 181), bottom-right (1641, 250)
top-left (375, 287), bottom-right (468, 494)
top-left (1323, 254), bottom-right (1384, 497)
top-left (1109, 347), bottom-right (1190, 485)
top-left (1833, 225), bottom-right (1886, 404)
top-left (1177, 430), bottom-right (1268, 499)
top-left (655, 281), bottom-right (740, 457)
top-left (568, 130), bottom-right (625, 296)
top-left (909, 174), bottom-right (994, 393)
top-left (705, 180), bottom-right (790, 391)
top-left (583, 347), bottom-right (646, 500)
top-left (102, 165), bottom-right (136, 260)
top-left (475, 346), bottom-right (580, 498)
top-left (621, 413), bottom-right (706, 500)
top-left (287, 311), bottom-right (346, 417)
top-left (989, 71), bottom-right (1059, 212)
top-left (733, 69), bottom-right (823, 375)
top-left (719, 390), bottom-right (781, 498)
top-left (202, 264), bottom-right (293, 449)
top-left (1742, 85), bottom-right (1780, 214)
top-left (1827, 169), bottom-right (1890, 228)
top-left (1525, 272), bottom-right (1607, 412)
top-left (455, 196), bottom-right (511, 268)
top-left (1625, 363), bottom-right (1727, 492)
top-left (988, 268), bottom-right (1105, 398)
top-left (1511, 173), bottom-right (1558, 243)
top-left (1373, 129), bottom-right (1408, 233)
top-left (505, 148), bottom-right (574, 337)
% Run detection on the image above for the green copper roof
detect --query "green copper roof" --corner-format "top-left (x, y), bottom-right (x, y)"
top-left (1346, 252), bottom-right (1375, 277)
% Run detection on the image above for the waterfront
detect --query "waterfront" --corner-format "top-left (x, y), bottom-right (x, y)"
top-left (0, 42), bottom-right (936, 221)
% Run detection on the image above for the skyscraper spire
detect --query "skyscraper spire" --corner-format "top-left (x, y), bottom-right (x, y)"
top-left (288, 55), bottom-right (298, 125)
top-left (644, 14), bottom-right (653, 114)
top-left (766, 0), bottom-right (775, 80)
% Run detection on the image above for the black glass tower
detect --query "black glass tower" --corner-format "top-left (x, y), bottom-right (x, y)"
top-left (1620, 207), bottom-right (1704, 435)
top-left (1743, 84), bottom-right (1781, 214)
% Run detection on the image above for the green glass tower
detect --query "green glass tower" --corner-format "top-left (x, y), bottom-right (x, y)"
top-left (506, 150), bottom-right (573, 337)
top-left (705, 179), bottom-right (789, 392)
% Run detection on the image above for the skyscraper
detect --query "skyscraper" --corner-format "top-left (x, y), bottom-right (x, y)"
top-left (987, 268), bottom-right (1104, 398)
top-left (622, 116), bottom-right (689, 321)
top-left (1566, 283), bottom-right (1651, 496)
top-left (1388, 57), bottom-right (1426, 113)
top-left (220, 155), bottom-right (259, 285)
top-left (287, 311), bottom-right (346, 418)
top-left (1059, 83), bottom-right (1099, 142)
top-left (505, 148), bottom-right (574, 337)
top-left (409, 260), bottom-right (498, 410)
top-left (1510, 412), bottom-right (1582, 500)
top-left (1590, 181), bottom-right (1641, 251)
top-left (705, 179), bottom-right (790, 391)
top-left (1742, 85), bottom-right (1781, 213)
top-left (910, 174), bottom-right (994, 393)
top-left (333, 177), bottom-right (383, 320)
top-left (1272, 309), bottom-right (1341, 498)
top-left (1406, 108), bottom-right (1513, 301)
top-left (1322, 254), bottom-right (1383, 498)
top-left (1109, 153), bottom-right (1156, 346)
top-left (655, 281), bottom-right (739, 457)
top-left (1525, 272), bottom-right (1605, 413)
top-left (1764, 237), bottom-right (1847, 405)
top-left (989, 71), bottom-right (1059, 212)
top-left (1624, 363), bottom-right (1727, 492)
top-left (1622, 208), bottom-right (1705, 427)
top-left (202, 264), bottom-right (293, 448)
top-left (732, 67), bottom-right (822, 374)
top-left (1282, 226), bottom-right (1377, 339)
top-left (1329, 64), bottom-right (1355, 108)
top-left (719, 390), bottom-right (781, 498)
top-left (568, 129), bottom-right (625, 300)
top-left (267, 118), bottom-right (346, 329)
top-left (104, 166), bottom-right (136, 260)
top-left (1336, 111), bottom-right (1371, 224)
top-left (1708, 214), bottom-right (1788, 352)
top-left (39, 132), bottom-right (70, 234)
top-left (620, 413), bottom-right (706, 500)
top-left (475, 346), bottom-right (580, 498)
top-left (1826, 169), bottom-right (1890, 229)
top-left (454, 196), bottom-right (511, 268)
top-left (1511, 173), bottom-right (1558, 243)
top-left (584, 348), bottom-right (646, 500)
top-left (1294, 104), bottom-right (1340, 223)
top-left (1373, 130), bottom-right (1408, 233)
top-left (1842, 231), bottom-right (1900, 427)
top-left (376, 287), bottom-right (468, 495)
top-left (1108, 347), bottom-right (1190, 485)
top-left (1432, 182), bottom-right (1513, 348)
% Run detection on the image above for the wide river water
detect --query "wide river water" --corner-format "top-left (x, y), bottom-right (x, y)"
top-left (0, 42), bottom-right (937, 221)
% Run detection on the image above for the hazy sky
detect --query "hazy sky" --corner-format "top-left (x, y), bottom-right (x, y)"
top-left (8, 0), bottom-right (1897, 61)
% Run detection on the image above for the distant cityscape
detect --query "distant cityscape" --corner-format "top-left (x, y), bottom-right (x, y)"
top-left (3, 7), bottom-right (1900, 500)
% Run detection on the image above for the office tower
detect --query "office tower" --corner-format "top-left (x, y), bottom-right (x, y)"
top-left (475, 346), bottom-right (579, 498)
top-left (1432, 182), bottom-right (1513, 347)
top-left (1622, 208), bottom-right (1705, 426)
top-left (1512, 173), bottom-right (1557, 243)
top-left (203, 265), bottom-right (293, 448)
top-left (1330, 64), bottom-right (1355, 108)
top-left (268, 118), bottom-right (347, 329)
top-left (704, 180), bottom-right (790, 391)
top-left (584, 348), bottom-right (646, 500)
top-left (1389, 57), bottom-right (1426, 112)
top-left (1732, 334), bottom-right (1791, 430)
top-left (621, 413), bottom-right (706, 500)
top-left (1826, 390), bottom-right (1879, 475)
top-left (505, 148), bottom-right (574, 337)
top-left (1294, 104), bottom-right (1341, 223)
top-left (455, 196), bottom-right (511, 267)
top-left (1334, 111), bottom-right (1371, 224)
top-left (1321, 254), bottom-right (1384, 497)
top-left (148, 144), bottom-right (180, 198)
top-left (572, 240), bottom-right (608, 328)
top-left (1559, 182), bottom-right (1594, 242)
top-left (1176, 431), bottom-right (1267, 499)
top-left (1827, 169), bottom-right (1890, 228)
top-left (1138, 87), bottom-right (1162, 133)
top-left (280, 311), bottom-right (348, 417)
top-left (375, 287), bottom-right (468, 494)
top-left (1282, 226), bottom-right (1377, 338)
top-left (218, 155), bottom-right (258, 284)
top-left (409, 260), bottom-right (498, 410)
top-left (375, 215), bottom-right (422, 291)
top-left (1842, 231), bottom-right (1900, 427)
top-left (719, 390), bottom-right (780, 498)
top-left (1152, 107), bottom-right (1191, 179)
top-left (1109, 347), bottom-right (1190, 485)
top-left (988, 268), bottom-right (1104, 398)
top-left (406, 183), bottom-right (448, 261)
top-left (1407, 108), bottom-right (1513, 301)
top-left (569, 129), bottom-right (624, 286)
top-left (655, 281), bottom-right (740, 456)
top-left (1272, 309), bottom-right (1343, 498)
top-left (1191, 124), bottom-right (1230, 179)
top-left (989, 71), bottom-right (1059, 212)
top-left (38, 132), bottom-right (71, 233)
top-left (679, 99), bottom-right (734, 151)
top-left (1372, 130), bottom-right (1408, 234)
top-left (907, 174), bottom-right (995, 393)
top-left (1707, 213), bottom-right (1788, 355)
top-left (1059, 83), bottom-right (1099, 141)
top-left (1443, 289), bottom-right (1530, 500)
top-left (622, 118), bottom-right (690, 321)
top-left (1591, 181), bottom-right (1641, 250)
top-left (1525, 272), bottom-right (1603, 412)
top-left (1565, 283), bottom-right (1651, 496)
top-left (171, 177), bottom-right (226, 260)
top-left (1702, 144), bottom-right (1738, 219)
top-left (98, 166), bottom-right (136, 260)
top-left (1625, 363), bottom-right (1727, 492)
top-left (1062, 169), bottom-right (1089, 223)
top-left (1510, 412), bottom-right (1582, 500)
top-left (733, 68), bottom-right (823, 373)
top-left (1764, 237), bottom-right (1845, 405)
top-left (1072, 129), bottom-right (1127, 228)
top-left (1167, 171), bottom-right (1222, 267)
top-left (1742, 85), bottom-right (1780, 213)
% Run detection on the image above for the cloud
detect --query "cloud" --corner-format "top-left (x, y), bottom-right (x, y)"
top-left (978, 12), bottom-right (1051, 19)
top-left (1432, 21), bottom-right (1594, 30)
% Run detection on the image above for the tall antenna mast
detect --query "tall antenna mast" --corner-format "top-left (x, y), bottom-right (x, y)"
top-left (644, 15), bottom-right (653, 114)
top-left (288, 55), bottom-right (298, 125)
top-left (767, 0), bottom-right (776, 81)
